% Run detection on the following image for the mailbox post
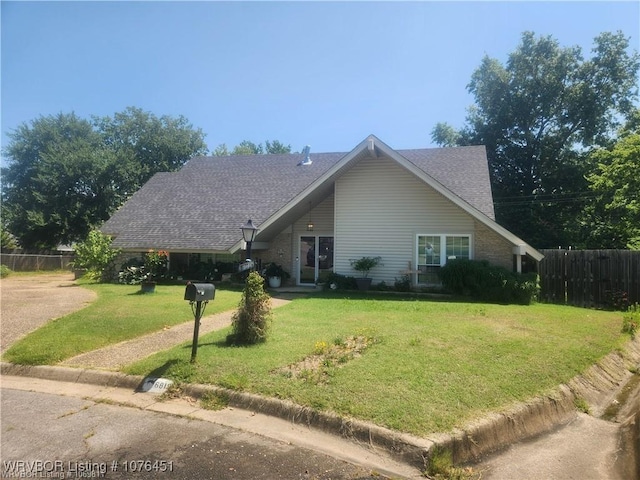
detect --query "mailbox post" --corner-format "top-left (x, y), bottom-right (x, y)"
top-left (184, 282), bottom-right (215, 363)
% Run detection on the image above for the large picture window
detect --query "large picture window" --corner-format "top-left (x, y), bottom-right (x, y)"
top-left (417, 234), bottom-right (471, 284)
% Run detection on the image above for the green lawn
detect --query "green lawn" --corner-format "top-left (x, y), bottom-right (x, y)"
top-left (2, 283), bottom-right (242, 365)
top-left (123, 293), bottom-right (627, 436)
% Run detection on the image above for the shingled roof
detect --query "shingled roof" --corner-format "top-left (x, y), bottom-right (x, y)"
top-left (102, 135), bottom-right (496, 252)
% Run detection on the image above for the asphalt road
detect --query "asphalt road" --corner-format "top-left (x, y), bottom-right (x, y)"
top-left (1, 388), bottom-right (394, 480)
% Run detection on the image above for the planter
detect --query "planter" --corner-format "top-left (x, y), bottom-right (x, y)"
top-left (73, 268), bottom-right (87, 280)
top-left (355, 278), bottom-right (372, 291)
top-left (140, 281), bottom-right (156, 293)
top-left (268, 276), bottom-right (282, 288)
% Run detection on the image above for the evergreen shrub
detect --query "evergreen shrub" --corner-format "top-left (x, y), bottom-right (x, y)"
top-left (439, 259), bottom-right (539, 305)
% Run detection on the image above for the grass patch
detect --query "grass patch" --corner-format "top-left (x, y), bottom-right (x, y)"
top-left (2, 282), bottom-right (241, 365)
top-left (200, 390), bottom-right (229, 410)
top-left (124, 294), bottom-right (625, 436)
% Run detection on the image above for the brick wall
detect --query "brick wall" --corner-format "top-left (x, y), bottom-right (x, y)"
top-left (474, 221), bottom-right (514, 271)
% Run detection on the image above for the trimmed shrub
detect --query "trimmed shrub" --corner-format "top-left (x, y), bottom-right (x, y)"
top-left (228, 271), bottom-right (272, 345)
top-left (439, 259), bottom-right (539, 305)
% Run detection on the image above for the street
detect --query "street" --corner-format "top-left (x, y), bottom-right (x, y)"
top-left (1, 388), bottom-right (395, 480)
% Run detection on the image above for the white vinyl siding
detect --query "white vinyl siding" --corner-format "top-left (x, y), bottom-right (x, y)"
top-left (334, 154), bottom-right (474, 284)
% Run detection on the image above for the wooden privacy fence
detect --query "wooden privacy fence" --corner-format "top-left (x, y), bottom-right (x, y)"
top-left (539, 249), bottom-right (640, 308)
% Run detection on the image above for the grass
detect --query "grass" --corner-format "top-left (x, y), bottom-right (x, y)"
top-left (123, 293), bottom-right (626, 436)
top-left (2, 282), bottom-right (242, 365)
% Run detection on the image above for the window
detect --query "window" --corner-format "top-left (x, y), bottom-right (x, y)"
top-left (417, 234), bottom-right (471, 284)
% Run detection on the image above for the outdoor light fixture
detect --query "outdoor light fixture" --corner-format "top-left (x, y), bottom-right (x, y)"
top-left (306, 202), bottom-right (314, 231)
top-left (241, 219), bottom-right (259, 260)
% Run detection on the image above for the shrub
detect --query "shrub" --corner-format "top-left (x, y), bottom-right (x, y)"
top-left (73, 230), bottom-right (120, 282)
top-left (144, 250), bottom-right (168, 280)
top-left (349, 256), bottom-right (382, 278)
top-left (228, 271), bottom-right (272, 345)
top-left (117, 257), bottom-right (146, 284)
top-left (320, 272), bottom-right (358, 291)
top-left (439, 259), bottom-right (539, 305)
top-left (622, 303), bottom-right (639, 338)
top-left (394, 274), bottom-right (412, 292)
top-left (0, 265), bottom-right (11, 278)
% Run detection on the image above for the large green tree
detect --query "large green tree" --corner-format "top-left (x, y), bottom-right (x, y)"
top-left (95, 106), bottom-right (208, 193)
top-left (580, 115), bottom-right (640, 249)
top-left (2, 108), bottom-right (207, 249)
top-left (2, 113), bottom-right (117, 249)
top-left (432, 31), bottom-right (639, 247)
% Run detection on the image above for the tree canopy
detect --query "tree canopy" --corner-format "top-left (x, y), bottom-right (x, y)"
top-left (432, 31), bottom-right (639, 248)
top-left (1, 108), bottom-right (207, 250)
top-left (213, 139), bottom-right (292, 156)
top-left (580, 115), bottom-right (640, 249)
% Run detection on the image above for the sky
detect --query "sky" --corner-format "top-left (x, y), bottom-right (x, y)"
top-left (2, 0), bottom-right (639, 160)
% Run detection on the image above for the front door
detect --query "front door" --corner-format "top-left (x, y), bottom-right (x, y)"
top-left (299, 236), bottom-right (334, 285)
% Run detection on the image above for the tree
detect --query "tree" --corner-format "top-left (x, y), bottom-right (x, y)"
top-left (432, 31), bottom-right (639, 247)
top-left (232, 140), bottom-right (263, 155)
top-left (265, 139), bottom-right (292, 154)
top-left (213, 139), bottom-right (292, 156)
top-left (1, 108), bottom-right (208, 249)
top-left (580, 119), bottom-right (640, 249)
top-left (95, 106), bottom-right (208, 193)
top-left (2, 113), bottom-right (118, 249)
top-left (212, 143), bottom-right (230, 156)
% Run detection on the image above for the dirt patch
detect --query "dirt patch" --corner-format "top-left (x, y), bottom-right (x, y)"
top-left (0, 273), bottom-right (97, 352)
top-left (274, 335), bottom-right (375, 383)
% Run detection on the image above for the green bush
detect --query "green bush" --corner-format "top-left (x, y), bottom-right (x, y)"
top-left (320, 272), bottom-right (357, 291)
top-left (0, 264), bottom-right (11, 278)
top-left (439, 259), bottom-right (539, 305)
top-left (228, 271), bottom-right (272, 345)
top-left (73, 230), bottom-right (120, 281)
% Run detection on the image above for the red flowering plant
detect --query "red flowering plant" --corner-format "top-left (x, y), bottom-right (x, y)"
top-left (144, 249), bottom-right (168, 281)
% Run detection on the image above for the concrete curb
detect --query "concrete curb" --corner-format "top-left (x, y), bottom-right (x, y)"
top-left (0, 362), bottom-right (432, 471)
top-left (3, 334), bottom-right (640, 471)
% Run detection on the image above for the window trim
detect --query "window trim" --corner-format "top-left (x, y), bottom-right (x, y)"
top-left (415, 233), bottom-right (473, 285)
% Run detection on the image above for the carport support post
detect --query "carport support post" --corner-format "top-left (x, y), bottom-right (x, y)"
top-left (190, 300), bottom-right (203, 363)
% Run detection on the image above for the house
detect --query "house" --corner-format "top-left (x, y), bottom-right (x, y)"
top-left (101, 135), bottom-right (543, 286)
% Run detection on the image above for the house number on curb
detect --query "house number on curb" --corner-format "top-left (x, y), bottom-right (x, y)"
top-left (141, 377), bottom-right (173, 394)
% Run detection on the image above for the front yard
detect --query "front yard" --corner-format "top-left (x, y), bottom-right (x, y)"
top-left (2, 280), bottom-right (628, 437)
top-left (123, 292), bottom-right (626, 436)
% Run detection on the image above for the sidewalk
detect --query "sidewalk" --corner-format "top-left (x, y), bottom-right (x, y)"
top-left (59, 297), bottom-right (291, 370)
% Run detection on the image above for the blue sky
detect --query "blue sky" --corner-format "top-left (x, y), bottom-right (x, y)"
top-left (2, 1), bottom-right (639, 158)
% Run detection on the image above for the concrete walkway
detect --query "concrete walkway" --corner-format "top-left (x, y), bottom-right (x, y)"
top-left (60, 297), bottom-right (291, 370)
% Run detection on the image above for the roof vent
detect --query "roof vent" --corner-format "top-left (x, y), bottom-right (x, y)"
top-left (298, 145), bottom-right (312, 166)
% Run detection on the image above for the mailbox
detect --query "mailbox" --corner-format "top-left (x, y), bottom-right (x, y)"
top-left (184, 283), bottom-right (215, 302)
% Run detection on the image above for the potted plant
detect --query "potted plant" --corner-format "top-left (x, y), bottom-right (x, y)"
top-left (263, 262), bottom-right (290, 288)
top-left (140, 249), bottom-right (168, 293)
top-left (349, 256), bottom-right (382, 291)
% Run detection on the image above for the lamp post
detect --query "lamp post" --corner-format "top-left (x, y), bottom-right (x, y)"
top-left (241, 219), bottom-right (259, 265)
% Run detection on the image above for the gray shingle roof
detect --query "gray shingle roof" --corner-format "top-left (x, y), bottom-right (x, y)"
top-left (102, 141), bottom-right (495, 251)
